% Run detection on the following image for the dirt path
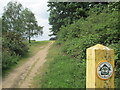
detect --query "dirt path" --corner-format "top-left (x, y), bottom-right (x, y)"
top-left (2, 42), bottom-right (53, 88)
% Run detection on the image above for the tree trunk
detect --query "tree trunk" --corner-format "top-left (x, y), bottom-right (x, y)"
top-left (29, 36), bottom-right (31, 43)
top-left (28, 30), bottom-right (31, 43)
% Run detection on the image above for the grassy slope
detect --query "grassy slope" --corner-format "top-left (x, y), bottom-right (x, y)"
top-left (3, 41), bottom-right (49, 76)
top-left (32, 41), bottom-right (119, 88)
top-left (33, 42), bottom-right (86, 88)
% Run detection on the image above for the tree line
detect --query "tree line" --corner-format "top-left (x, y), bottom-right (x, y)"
top-left (2, 1), bottom-right (43, 71)
top-left (48, 2), bottom-right (120, 87)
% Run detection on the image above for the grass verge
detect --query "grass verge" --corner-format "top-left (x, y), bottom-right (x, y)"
top-left (33, 42), bottom-right (86, 88)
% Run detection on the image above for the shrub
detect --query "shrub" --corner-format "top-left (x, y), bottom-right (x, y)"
top-left (2, 32), bottom-right (29, 56)
top-left (57, 8), bottom-right (119, 87)
top-left (2, 50), bottom-right (20, 70)
top-left (2, 32), bottom-right (29, 70)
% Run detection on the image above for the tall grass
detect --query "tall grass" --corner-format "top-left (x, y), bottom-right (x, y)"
top-left (36, 43), bottom-right (86, 88)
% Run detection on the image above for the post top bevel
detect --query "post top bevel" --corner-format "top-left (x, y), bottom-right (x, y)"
top-left (87, 44), bottom-right (112, 50)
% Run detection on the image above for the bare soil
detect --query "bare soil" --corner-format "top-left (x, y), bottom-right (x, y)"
top-left (2, 42), bottom-right (53, 88)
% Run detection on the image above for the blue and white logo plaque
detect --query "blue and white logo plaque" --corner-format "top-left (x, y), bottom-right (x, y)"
top-left (97, 60), bottom-right (113, 80)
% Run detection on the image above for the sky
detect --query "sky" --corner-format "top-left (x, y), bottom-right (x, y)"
top-left (0, 0), bottom-right (52, 41)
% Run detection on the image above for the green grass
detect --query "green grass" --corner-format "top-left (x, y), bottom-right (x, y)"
top-left (28, 40), bottom-right (50, 56)
top-left (33, 43), bottom-right (86, 88)
top-left (2, 40), bottom-right (50, 77)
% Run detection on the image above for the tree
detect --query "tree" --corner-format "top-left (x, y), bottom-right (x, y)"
top-left (48, 2), bottom-right (90, 36)
top-left (2, 1), bottom-right (24, 35)
top-left (0, 17), bottom-right (2, 37)
top-left (1, 1), bottom-right (26, 70)
top-left (48, 2), bottom-right (110, 37)
top-left (21, 8), bottom-right (43, 43)
top-left (0, 17), bottom-right (1, 71)
top-left (2, 1), bottom-right (43, 70)
top-left (2, 1), bottom-right (29, 56)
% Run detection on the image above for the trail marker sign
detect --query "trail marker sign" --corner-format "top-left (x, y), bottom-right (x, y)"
top-left (86, 44), bottom-right (114, 88)
top-left (97, 60), bottom-right (113, 80)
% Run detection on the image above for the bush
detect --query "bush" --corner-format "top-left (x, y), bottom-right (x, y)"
top-left (61, 34), bottom-right (100, 60)
top-left (58, 10), bottom-right (119, 60)
top-left (57, 8), bottom-right (119, 87)
top-left (2, 50), bottom-right (20, 70)
top-left (2, 32), bottom-right (29, 56)
top-left (2, 32), bottom-right (29, 70)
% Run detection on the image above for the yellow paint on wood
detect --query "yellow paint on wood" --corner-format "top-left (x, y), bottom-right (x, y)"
top-left (86, 44), bottom-right (114, 88)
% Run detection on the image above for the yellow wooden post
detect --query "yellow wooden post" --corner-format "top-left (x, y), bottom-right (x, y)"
top-left (86, 44), bottom-right (114, 88)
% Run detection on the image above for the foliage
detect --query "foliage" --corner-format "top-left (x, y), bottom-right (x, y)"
top-left (2, 1), bottom-right (43, 71)
top-left (2, 32), bottom-right (29, 56)
top-left (2, 32), bottom-right (29, 70)
top-left (48, 2), bottom-right (110, 36)
top-left (2, 50), bottom-right (20, 69)
top-left (108, 41), bottom-right (120, 88)
top-left (2, 1), bottom-right (43, 43)
top-left (0, 17), bottom-right (2, 35)
top-left (57, 7), bottom-right (119, 58)
top-left (21, 8), bottom-right (43, 43)
top-left (2, 1), bottom-right (24, 34)
top-left (48, 2), bottom-right (120, 88)
top-left (0, 17), bottom-right (1, 75)
top-left (48, 2), bottom-right (90, 36)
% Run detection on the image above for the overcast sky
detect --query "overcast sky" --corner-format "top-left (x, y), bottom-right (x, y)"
top-left (0, 0), bottom-right (52, 41)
